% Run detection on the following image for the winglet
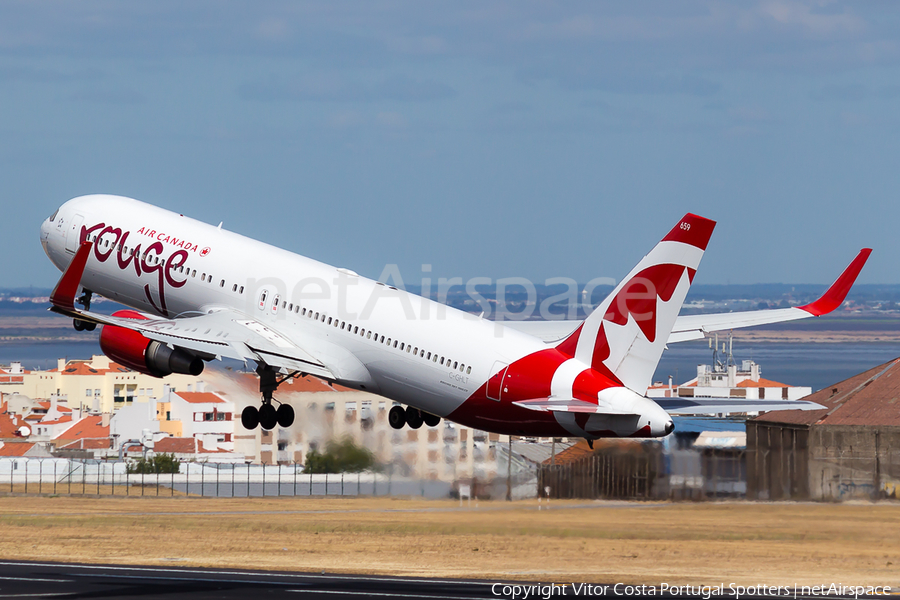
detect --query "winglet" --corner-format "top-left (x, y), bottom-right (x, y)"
top-left (49, 241), bottom-right (93, 311)
top-left (798, 248), bottom-right (872, 317)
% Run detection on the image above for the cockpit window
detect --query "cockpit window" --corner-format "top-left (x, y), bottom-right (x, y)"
top-left (49, 209), bottom-right (59, 222)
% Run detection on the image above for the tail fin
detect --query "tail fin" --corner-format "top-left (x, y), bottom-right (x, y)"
top-left (557, 213), bottom-right (716, 393)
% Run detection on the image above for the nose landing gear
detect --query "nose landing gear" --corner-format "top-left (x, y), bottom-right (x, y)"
top-left (388, 404), bottom-right (441, 430)
top-left (240, 365), bottom-right (299, 431)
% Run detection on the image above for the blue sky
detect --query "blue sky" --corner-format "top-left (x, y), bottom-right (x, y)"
top-left (2, 1), bottom-right (899, 288)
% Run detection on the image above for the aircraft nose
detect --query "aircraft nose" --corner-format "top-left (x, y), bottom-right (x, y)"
top-left (664, 420), bottom-right (675, 435)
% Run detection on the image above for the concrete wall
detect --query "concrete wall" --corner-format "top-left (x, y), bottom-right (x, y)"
top-left (747, 422), bottom-right (900, 500)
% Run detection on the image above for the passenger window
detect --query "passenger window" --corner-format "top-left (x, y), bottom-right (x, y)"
top-left (327, 317), bottom-right (332, 325)
top-left (427, 352), bottom-right (431, 360)
top-left (233, 284), bottom-right (238, 292)
top-left (354, 326), bottom-right (359, 334)
top-left (453, 361), bottom-right (458, 369)
top-left (399, 343), bottom-right (404, 351)
top-left (220, 280), bottom-right (225, 288)
top-left (239, 286), bottom-right (244, 294)
top-left (302, 308), bottom-right (306, 316)
top-left (288, 303), bottom-right (293, 311)
top-left (407, 346), bottom-right (411, 353)
top-left (367, 332), bottom-right (371, 339)
top-left (413, 347), bottom-right (418, 354)
top-left (440, 357), bottom-right (445, 365)
top-left (201, 273), bottom-right (206, 280)
top-left (433, 355), bottom-right (438, 363)
top-left (420, 350), bottom-right (425, 358)
top-left (466, 366), bottom-right (471, 374)
top-left (192, 270), bottom-right (197, 277)
top-left (314, 312), bottom-right (319, 319)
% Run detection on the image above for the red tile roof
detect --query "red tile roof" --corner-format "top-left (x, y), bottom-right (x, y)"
top-left (737, 377), bottom-right (788, 388)
top-left (753, 358), bottom-right (900, 427)
top-left (153, 437), bottom-right (220, 453)
top-left (48, 360), bottom-right (130, 375)
top-left (0, 403), bottom-right (29, 439)
top-left (54, 416), bottom-right (110, 444)
top-left (154, 437), bottom-right (199, 454)
top-left (0, 442), bottom-right (36, 457)
top-left (37, 415), bottom-right (73, 426)
top-left (231, 371), bottom-right (351, 394)
top-left (175, 392), bottom-right (225, 404)
top-left (57, 438), bottom-right (111, 450)
top-left (37, 402), bottom-right (72, 412)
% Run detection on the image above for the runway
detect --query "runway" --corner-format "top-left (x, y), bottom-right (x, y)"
top-left (0, 561), bottom-right (496, 599)
top-left (0, 561), bottom-right (885, 599)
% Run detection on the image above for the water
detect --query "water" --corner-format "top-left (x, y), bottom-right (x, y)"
top-left (3, 339), bottom-right (899, 394)
top-left (0, 341), bottom-right (101, 370)
top-left (655, 341), bottom-right (900, 392)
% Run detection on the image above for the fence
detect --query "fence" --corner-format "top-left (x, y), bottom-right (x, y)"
top-left (0, 458), bottom-right (452, 498)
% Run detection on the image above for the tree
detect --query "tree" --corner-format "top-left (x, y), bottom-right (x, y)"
top-left (127, 453), bottom-right (181, 474)
top-left (303, 438), bottom-right (376, 473)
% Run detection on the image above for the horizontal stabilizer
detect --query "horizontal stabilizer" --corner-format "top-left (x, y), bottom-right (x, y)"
top-left (513, 397), bottom-right (638, 415)
top-left (654, 397), bottom-right (824, 416)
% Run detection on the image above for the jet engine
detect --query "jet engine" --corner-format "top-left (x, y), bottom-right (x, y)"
top-left (99, 310), bottom-right (204, 378)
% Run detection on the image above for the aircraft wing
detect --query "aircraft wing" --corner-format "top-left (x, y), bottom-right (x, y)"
top-left (653, 397), bottom-right (825, 415)
top-left (48, 242), bottom-right (336, 380)
top-left (504, 248), bottom-right (872, 344)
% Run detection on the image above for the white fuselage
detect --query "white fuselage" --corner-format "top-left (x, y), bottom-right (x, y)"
top-left (40, 195), bottom-right (548, 422)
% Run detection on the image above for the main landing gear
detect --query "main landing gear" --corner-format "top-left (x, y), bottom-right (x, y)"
top-left (72, 290), bottom-right (96, 332)
top-left (241, 365), bottom-right (296, 431)
top-left (388, 405), bottom-right (441, 430)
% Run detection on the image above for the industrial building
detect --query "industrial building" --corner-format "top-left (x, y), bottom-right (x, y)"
top-left (748, 358), bottom-right (900, 500)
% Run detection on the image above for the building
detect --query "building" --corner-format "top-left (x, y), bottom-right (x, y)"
top-left (747, 358), bottom-right (900, 501)
top-left (647, 359), bottom-right (811, 402)
top-left (159, 388), bottom-right (236, 452)
top-left (0, 356), bottom-right (208, 413)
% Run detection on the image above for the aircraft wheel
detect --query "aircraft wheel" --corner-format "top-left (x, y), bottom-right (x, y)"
top-left (276, 403), bottom-right (295, 428)
top-left (423, 412), bottom-right (441, 427)
top-left (259, 404), bottom-right (278, 430)
top-left (388, 405), bottom-right (406, 430)
top-left (73, 319), bottom-right (86, 331)
top-left (241, 406), bottom-right (259, 430)
top-left (84, 321), bottom-right (97, 331)
top-left (405, 406), bottom-right (423, 430)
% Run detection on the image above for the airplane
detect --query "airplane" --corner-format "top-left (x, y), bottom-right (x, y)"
top-left (39, 195), bottom-right (871, 442)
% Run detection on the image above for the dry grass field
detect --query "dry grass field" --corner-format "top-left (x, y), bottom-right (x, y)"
top-left (0, 496), bottom-right (897, 586)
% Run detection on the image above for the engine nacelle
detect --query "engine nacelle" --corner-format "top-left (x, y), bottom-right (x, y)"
top-left (99, 310), bottom-right (204, 378)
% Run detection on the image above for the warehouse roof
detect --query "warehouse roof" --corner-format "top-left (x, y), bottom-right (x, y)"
top-left (753, 358), bottom-right (900, 427)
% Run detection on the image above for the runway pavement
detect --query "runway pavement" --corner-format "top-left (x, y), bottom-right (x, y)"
top-left (0, 561), bottom-right (886, 599)
top-left (0, 561), bottom-right (496, 599)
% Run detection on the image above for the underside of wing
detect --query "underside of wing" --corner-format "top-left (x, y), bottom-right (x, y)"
top-left (654, 397), bottom-right (825, 415)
